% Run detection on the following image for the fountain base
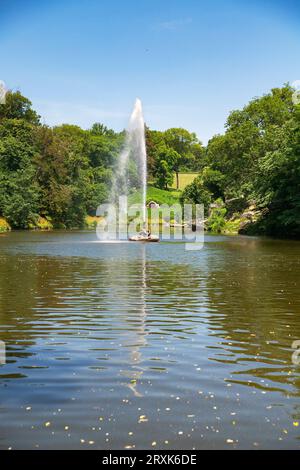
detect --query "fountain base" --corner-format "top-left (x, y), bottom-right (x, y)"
top-left (129, 234), bottom-right (159, 242)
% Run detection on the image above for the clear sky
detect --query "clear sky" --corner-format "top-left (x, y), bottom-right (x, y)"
top-left (1, 0), bottom-right (299, 143)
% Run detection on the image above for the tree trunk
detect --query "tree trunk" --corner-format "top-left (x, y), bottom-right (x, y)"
top-left (176, 172), bottom-right (179, 190)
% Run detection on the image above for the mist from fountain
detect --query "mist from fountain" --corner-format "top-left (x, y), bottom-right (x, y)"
top-left (110, 98), bottom-right (147, 226)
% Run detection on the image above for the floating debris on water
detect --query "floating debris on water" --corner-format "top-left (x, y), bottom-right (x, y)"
top-left (138, 415), bottom-right (148, 423)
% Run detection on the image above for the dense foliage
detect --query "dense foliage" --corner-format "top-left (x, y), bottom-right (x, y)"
top-left (0, 93), bottom-right (121, 228)
top-left (0, 86), bottom-right (299, 237)
top-left (181, 85), bottom-right (300, 237)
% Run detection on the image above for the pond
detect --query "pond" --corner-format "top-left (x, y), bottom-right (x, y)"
top-left (0, 231), bottom-right (300, 449)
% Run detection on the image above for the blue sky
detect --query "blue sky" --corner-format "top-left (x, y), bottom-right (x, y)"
top-left (1, 0), bottom-right (299, 143)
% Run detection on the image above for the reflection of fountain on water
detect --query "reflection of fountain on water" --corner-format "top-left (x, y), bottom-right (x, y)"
top-left (110, 98), bottom-right (147, 227)
top-left (120, 245), bottom-right (148, 397)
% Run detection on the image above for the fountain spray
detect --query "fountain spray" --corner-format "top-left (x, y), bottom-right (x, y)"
top-left (110, 98), bottom-right (147, 227)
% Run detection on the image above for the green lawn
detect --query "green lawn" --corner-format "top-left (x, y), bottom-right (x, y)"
top-left (128, 185), bottom-right (181, 206)
top-left (171, 172), bottom-right (199, 190)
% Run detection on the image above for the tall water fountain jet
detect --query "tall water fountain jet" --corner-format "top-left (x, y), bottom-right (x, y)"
top-left (130, 98), bottom-right (147, 225)
top-left (111, 98), bottom-right (147, 226)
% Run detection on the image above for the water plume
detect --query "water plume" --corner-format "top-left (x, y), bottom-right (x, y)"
top-left (110, 98), bottom-right (147, 226)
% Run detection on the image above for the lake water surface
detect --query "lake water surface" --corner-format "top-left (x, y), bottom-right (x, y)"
top-left (0, 231), bottom-right (300, 449)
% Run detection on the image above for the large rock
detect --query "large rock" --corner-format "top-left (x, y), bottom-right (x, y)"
top-left (238, 207), bottom-right (268, 234)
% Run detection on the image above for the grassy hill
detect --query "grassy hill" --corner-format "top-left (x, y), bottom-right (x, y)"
top-left (128, 173), bottom-right (199, 208)
top-left (128, 185), bottom-right (181, 206)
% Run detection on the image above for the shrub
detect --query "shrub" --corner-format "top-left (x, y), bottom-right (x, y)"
top-left (207, 199), bottom-right (227, 233)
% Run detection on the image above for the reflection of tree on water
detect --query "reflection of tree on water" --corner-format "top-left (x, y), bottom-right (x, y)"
top-left (0, 244), bottom-right (203, 384)
top-left (5, 236), bottom-right (299, 399)
top-left (2, 235), bottom-right (300, 448)
top-left (101, 244), bottom-right (206, 397)
top-left (203, 238), bottom-right (300, 398)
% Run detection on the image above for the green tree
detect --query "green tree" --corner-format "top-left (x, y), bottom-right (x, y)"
top-left (145, 128), bottom-right (165, 179)
top-left (205, 85), bottom-right (295, 201)
top-left (153, 147), bottom-right (180, 190)
top-left (0, 167), bottom-right (40, 228)
top-left (1, 85), bottom-right (299, 238)
top-left (35, 125), bottom-right (90, 227)
top-left (180, 176), bottom-right (212, 214)
top-left (201, 167), bottom-right (226, 199)
top-left (90, 122), bottom-right (116, 137)
top-left (164, 128), bottom-right (202, 188)
top-left (0, 119), bottom-right (40, 227)
top-left (252, 105), bottom-right (300, 236)
top-left (154, 160), bottom-right (174, 190)
top-left (0, 91), bottom-right (40, 124)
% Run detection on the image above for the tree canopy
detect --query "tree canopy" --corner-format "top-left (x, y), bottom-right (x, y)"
top-left (0, 86), bottom-right (299, 237)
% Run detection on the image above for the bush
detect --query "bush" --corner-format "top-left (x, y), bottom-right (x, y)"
top-left (85, 215), bottom-right (102, 229)
top-left (0, 217), bottom-right (11, 232)
top-left (28, 216), bottom-right (53, 230)
top-left (207, 199), bottom-right (227, 233)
